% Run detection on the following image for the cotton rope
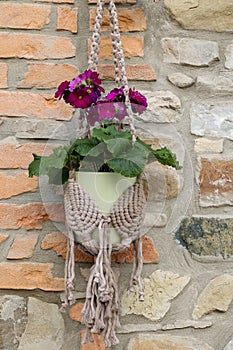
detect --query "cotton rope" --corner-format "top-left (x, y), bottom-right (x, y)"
top-left (63, 0), bottom-right (147, 347)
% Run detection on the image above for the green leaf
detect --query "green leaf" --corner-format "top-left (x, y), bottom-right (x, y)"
top-left (47, 167), bottom-right (69, 185)
top-left (153, 147), bottom-right (181, 170)
top-left (92, 125), bottom-right (131, 141)
top-left (69, 138), bottom-right (99, 157)
top-left (105, 138), bottom-right (131, 156)
top-left (106, 146), bottom-right (148, 177)
top-left (28, 154), bottom-right (42, 177)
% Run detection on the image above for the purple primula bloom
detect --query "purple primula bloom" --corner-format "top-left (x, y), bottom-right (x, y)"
top-left (106, 87), bottom-right (125, 102)
top-left (114, 102), bottom-right (127, 120)
top-left (69, 76), bottom-right (82, 92)
top-left (129, 88), bottom-right (148, 114)
top-left (66, 88), bottom-right (93, 109)
top-left (98, 101), bottom-right (116, 120)
top-left (55, 81), bottom-right (69, 99)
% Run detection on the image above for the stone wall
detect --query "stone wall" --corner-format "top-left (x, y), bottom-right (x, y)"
top-left (0, 0), bottom-right (233, 349)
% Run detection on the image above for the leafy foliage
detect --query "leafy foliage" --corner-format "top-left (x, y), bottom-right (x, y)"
top-left (28, 125), bottom-right (181, 184)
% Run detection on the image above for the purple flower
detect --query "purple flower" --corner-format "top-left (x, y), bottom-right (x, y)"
top-left (106, 87), bottom-right (125, 102)
top-left (66, 88), bottom-right (93, 109)
top-left (98, 101), bottom-right (116, 120)
top-left (129, 88), bottom-right (148, 114)
top-left (114, 102), bottom-right (127, 120)
top-left (55, 81), bottom-right (69, 99)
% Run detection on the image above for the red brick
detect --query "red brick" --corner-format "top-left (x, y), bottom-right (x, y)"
top-left (57, 6), bottom-right (78, 33)
top-left (112, 236), bottom-right (159, 263)
top-left (98, 64), bottom-right (156, 81)
top-left (90, 7), bottom-right (146, 32)
top-left (41, 232), bottom-right (158, 263)
top-left (0, 143), bottom-right (55, 169)
top-left (69, 302), bottom-right (84, 322)
top-left (0, 234), bottom-right (9, 244)
top-left (0, 32), bottom-right (75, 59)
top-left (18, 63), bottom-right (78, 89)
top-left (88, 36), bottom-right (144, 59)
top-left (0, 173), bottom-right (38, 199)
top-left (7, 233), bottom-right (39, 259)
top-left (0, 91), bottom-right (73, 120)
top-left (0, 203), bottom-right (64, 230)
top-left (0, 3), bottom-right (51, 30)
top-left (0, 63), bottom-right (7, 89)
top-left (81, 330), bottom-right (107, 350)
top-left (41, 231), bottom-right (94, 262)
top-left (0, 262), bottom-right (64, 291)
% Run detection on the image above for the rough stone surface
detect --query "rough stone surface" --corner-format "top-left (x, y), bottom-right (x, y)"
top-left (190, 102), bottom-right (233, 140)
top-left (7, 234), bottom-right (39, 259)
top-left (90, 8), bottom-right (146, 32)
top-left (57, 6), bottom-right (78, 33)
top-left (224, 339), bottom-right (233, 350)
top-left (168, 72), bottom-right (195, 88)
top-left (41, 231), bottom-right (159, 263)
top-left (0, 91), bottom-right (73, 120)
top-left (144, 162), bottom-right (181, 201)
top-left (0, 62), bottom-right (7, 88)
top-left (0, 233), bottom-right (9, 244)
top-left (89, 36), bottom-right (144, 59)
top-left (139, 90), bottom-right (181, 123)
top-left (193, 274), bottom-right (233, 319)
top-left (197, 156), bottom-right (233, 207)
top-left (18, 297), bottom-right (64, 350)
top-left (69, 302), bottom-right (84, 323)
top-left (18, 63), bottom-right (78, 89)
top-left (127, 334), bottom-right (214, 350)
top-left (121, 270), bottom-right (190, 321)
top-left (0, 3), bottom-right (51, 30)
top-left (0, 262), bottom-right (64, 291)
top-left (0, 32), bottom-right (75, 59)
top-left (197, 74), bottom-right (233, 92)
top-left (194, 138), bottom-right (224, 153)
top-left (0, 295), bottom-right (27, 350)
top-left (0, 172), bottom-right (38, 199)
top-left (225, 43), bottom-right (233, 69)
top-left (162, 37), bottom-right (219, 67)
top-left (175, 217), bottom-right (233, 258)
top-left (164, 0), bottom-right (233, 32)
top-left (0, 203), bottom-right (64, 230)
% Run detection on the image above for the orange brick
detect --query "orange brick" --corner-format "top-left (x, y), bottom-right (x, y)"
top-left (88, 0), bottom-right (137, 3)
top-left (98, 64), bottom-right (156, 81)
top-left (0, 143), bottom-right (55, 169)
top-left (0, 32), bottom-right (75, 59)
top-left (88, 36), bottom-right (144, 59)
top-left (36, 0), bottom-right (74, 3)
top-left (0, 63), bottom-right (7, 89)
top-left (0, 203), bottom-right (64, 230)
top-left (0, 234), bottom-right (9, 244)
top-left (69, 302), bottom-right (85, 322)
top-left (0, 262), bottom-right (64, 291)
top-left (41, 232), bottom-right (158, 263)
top-left (90, 7), bottom-right (146, 32)
top-left (0, 3), bottom-right (51, 30)
top-left (57, 6), bottom-right (78, 33)
top-left (0, 91), bottom-right (73, 120)
top-left (18, 63), bottom-right (78, 89)
top-left (81, 330), bottom-right (107, 350)
top-left (0, 172), bottom-right (38, 199)
top-left (7, 233), bottom-right (39, 259)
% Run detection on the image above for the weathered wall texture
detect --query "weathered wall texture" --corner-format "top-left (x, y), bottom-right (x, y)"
top-left (0, 0), bottom-right (233, 349)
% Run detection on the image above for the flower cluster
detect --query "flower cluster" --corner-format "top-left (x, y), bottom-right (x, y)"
top-left (55, 69), bottom-right (148, 125)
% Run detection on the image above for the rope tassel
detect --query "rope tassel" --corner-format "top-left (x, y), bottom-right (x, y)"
top-left (82, 218), bottom-right (120, 348)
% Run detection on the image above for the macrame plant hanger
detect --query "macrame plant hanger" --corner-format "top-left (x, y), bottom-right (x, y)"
top-left (62, 0), bottom-right (147, 348)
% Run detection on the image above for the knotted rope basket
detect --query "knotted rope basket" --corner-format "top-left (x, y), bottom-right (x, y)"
top-left (63, 0), bottom-right (147, 347)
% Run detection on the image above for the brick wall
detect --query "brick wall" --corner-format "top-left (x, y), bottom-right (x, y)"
top-left (0, 1), bottom-right (233, 350)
